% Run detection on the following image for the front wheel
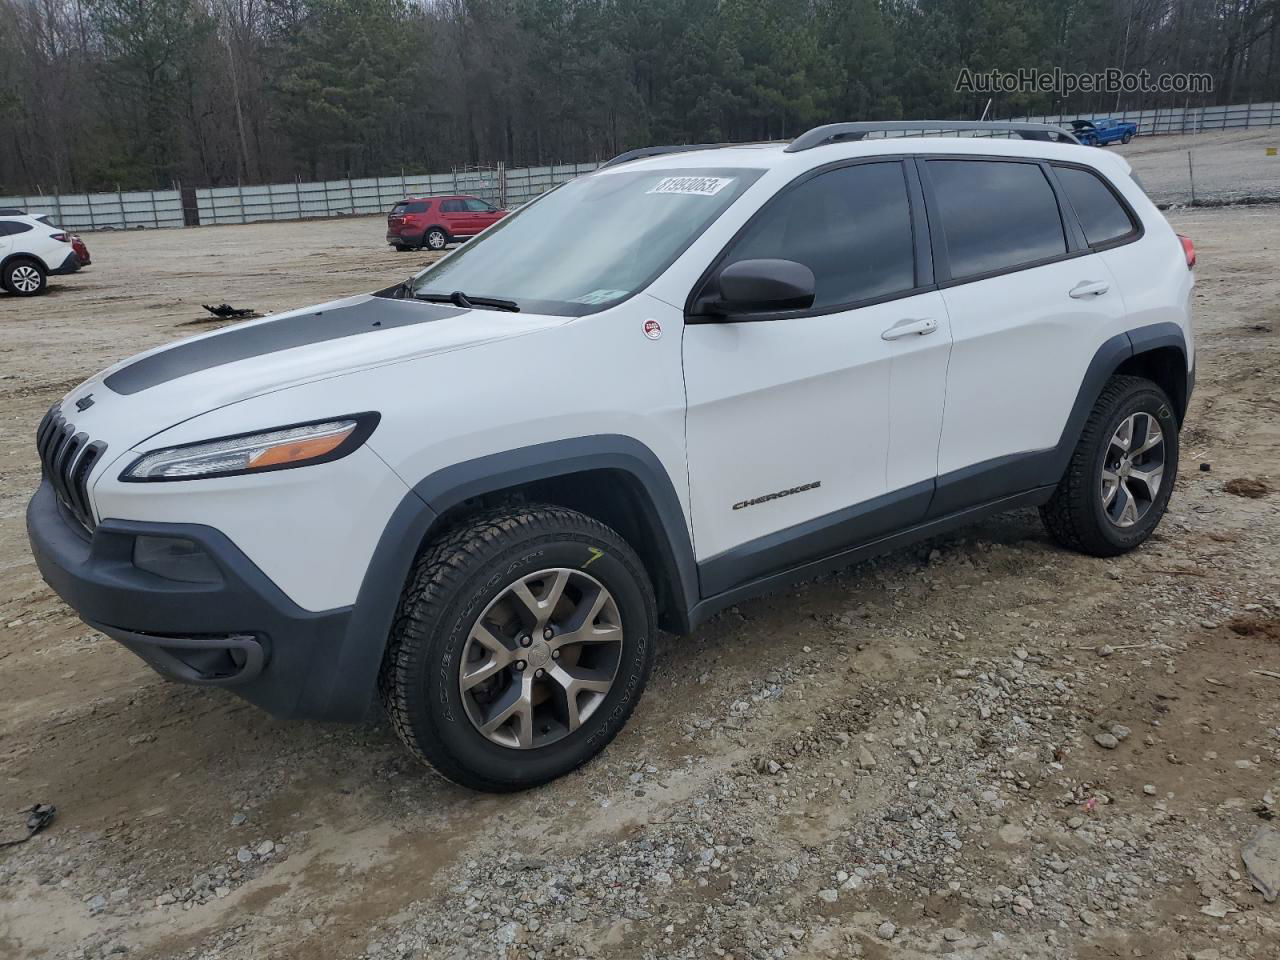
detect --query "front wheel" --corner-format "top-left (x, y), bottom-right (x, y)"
top-left (3, 258), bottom-right (47, 296)
top-left (1040, 375), bottom-right (1179, 557)
top-left (379, 505), bottom-right (657, 792)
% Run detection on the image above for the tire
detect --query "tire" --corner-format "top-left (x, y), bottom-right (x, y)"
top-left (2, 258), bottom-right (47, 296)
top-left (1121, 132), bottom-right (1133, 144)
top-left (392, 244), bottom-right (410, 252)
top-left (422, 227), bottom-right (448, 251)
top-left (1040, 375), bottom-right (1179, 557)
top-left (379, 504), bottom-right (657, 792)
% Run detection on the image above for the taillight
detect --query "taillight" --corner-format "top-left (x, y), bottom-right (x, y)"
top-left (50, 232), bottom-right (69, 243)
top-left (1178, 234), bottom-right (1196, 269)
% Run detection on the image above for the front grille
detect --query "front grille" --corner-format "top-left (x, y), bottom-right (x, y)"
top-left (37, 406), bottom-right (106, 532)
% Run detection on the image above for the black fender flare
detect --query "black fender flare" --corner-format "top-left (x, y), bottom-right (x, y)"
top-left (412, 434), bottom-right (699, 623)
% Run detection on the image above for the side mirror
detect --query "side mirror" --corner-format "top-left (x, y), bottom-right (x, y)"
top-left (699, 259), bottom-right (816, 318)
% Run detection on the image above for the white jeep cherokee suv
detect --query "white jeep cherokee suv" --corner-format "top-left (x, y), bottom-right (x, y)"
top-left (28, 122), bottom-right (1195, 791)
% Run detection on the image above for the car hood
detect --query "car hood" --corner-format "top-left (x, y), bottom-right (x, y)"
top-left (55, 293), bottom-right (568, 445)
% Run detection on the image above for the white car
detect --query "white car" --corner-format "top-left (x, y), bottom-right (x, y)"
top-left (27, 121), bottom-right (1195, 791)
top-left (1, 214), bottom-right (81, 296)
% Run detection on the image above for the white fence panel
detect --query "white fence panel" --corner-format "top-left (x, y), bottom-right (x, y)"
top-left (11, 100), bottom-right (1269, 231)
top-left (0, 189), bottom-right (183, 230)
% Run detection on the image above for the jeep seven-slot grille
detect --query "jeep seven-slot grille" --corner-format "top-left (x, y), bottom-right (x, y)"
top-left (37, 407), bottom-right (106, 532)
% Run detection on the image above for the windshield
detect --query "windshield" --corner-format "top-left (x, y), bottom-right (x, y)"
top-left (408, 166), bottom-right (763, 315)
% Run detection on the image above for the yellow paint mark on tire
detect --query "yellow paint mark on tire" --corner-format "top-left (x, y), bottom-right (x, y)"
top-left (583, 546), bottom-right (605, 569)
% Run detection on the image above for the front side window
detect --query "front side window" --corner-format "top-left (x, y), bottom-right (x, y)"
top-left (927, 159), bottom-right (1067, 280)
top-left (1053, 165), bottom-right (1136, 247)
top-left (409, 167), bottom-right (763, 316)
top-left (719, 161), bottom-right (916, 310)
top-left (464, 198), bottom-right (495, 212)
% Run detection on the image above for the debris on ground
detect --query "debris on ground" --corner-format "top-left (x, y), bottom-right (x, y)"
top-left (200, 303), bottom-right (260, 320)
top-left (1242, 826), bottom-right (1280, 902)
top-left (0, 803), bottom-right (56, 848)
top-left (1223, 477), bottom-right (1271, 498)
top-left (1227, 615), bottom-right (1280, 641)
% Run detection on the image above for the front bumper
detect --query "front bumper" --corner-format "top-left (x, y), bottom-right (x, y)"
top-left (26, 479), bottom-right (364, 718)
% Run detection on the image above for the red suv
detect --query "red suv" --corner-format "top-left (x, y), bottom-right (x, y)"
top-left (386, 195), bottom-right (508, 251)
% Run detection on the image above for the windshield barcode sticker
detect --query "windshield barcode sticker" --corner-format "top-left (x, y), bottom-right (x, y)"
top-left (647, 176), bottom-right (735, 197)
top-left (571, 289), bottom-right (630, 305)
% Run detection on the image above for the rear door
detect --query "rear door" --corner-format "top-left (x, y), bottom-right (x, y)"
top-left (682, 159), bottom-right (953, 595)
top-left (439, 198), bottom-right (469, 235)
top-left (921, 156), bottom-right (1128, 515)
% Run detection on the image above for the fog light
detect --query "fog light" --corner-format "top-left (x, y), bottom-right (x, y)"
top-left (133, 536), bottom-right (222, 584)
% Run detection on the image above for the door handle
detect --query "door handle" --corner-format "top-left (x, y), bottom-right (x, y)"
top-left (1069, 280), bottom-right (1110, 299)
top-left (881, 317), bottom-right (938, 341)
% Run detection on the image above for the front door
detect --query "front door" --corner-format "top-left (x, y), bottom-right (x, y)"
top-left (682, 159), bottom-right (953, 596)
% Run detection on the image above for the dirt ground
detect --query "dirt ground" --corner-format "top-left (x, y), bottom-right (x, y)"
top-left (1114, 128), bottom-right (1280, 204)
top-left (1, 205), bottom-right (1279, 960)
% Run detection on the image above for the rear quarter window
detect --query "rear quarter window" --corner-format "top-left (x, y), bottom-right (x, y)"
top-left (1053, 165), bottom-right (1138, 247)
top-left (926, 159), bottom-right (1067, 280)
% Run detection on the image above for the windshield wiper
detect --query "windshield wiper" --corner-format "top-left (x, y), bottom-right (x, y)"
top-left (414, 290), bottom-right (520, 312)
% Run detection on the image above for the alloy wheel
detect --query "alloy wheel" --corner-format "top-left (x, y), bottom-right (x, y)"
top-left (1101, 412), bottom-right (1165, 528)
top-left (10, 264), bottom-right (41, 293)
top-left (459, 568), bottom-right (624, 750)
top-left (427, 231), bottom-right (446, 250)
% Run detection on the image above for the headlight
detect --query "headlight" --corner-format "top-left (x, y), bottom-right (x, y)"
top-left (122, 414), bottom-right (379, 481)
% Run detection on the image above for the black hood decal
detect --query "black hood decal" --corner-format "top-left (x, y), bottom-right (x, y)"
top-left (104, 298), bottom-right (463, 396)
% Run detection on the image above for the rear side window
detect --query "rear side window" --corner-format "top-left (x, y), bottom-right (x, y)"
top-left (405, 200), bottom-right (430, 213)
top-left (441, 199), bottom-right (464, 213)
top-left (0, 220), bottom-right (33, 236)
top-left (926, 159), bottom-right (1067, 280)
top-left (722, 161), bottom-right (916, 309)
top-left (1053, 165), bottom-right (1137, 247)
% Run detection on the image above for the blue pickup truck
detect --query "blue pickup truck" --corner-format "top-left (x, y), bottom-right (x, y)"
top-left (1070, 118), bottom-right (1138, 146)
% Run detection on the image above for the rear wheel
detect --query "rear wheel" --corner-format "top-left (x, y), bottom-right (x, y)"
top-left (379, 505), bottom-right (657, 792)
top-left (1040, 375), bottom-right (1179, 557)
top-left (3, 258), bottom-right (47, 296)
top-left (422, 227), bottom-right (448, 251)
top-left (1121, 132), bottom-right (1134, 144)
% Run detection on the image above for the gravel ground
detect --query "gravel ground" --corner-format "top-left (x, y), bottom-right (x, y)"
top-left (1, 203), bottom-right (1280, 960)
top-left (1118, 128), bottom-right (1280, 205)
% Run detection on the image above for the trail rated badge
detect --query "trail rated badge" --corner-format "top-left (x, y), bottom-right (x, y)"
top-left (643, 319), bottom-right (662, 340)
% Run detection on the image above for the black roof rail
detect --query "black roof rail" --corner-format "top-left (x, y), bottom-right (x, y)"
top-left (600, 143), bottom-right (734, 168)
top-left (784, 120), bottom-right (1079, 152)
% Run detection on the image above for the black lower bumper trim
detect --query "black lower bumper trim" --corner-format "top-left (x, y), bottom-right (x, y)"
top-left (49, 251), bottom-right (81, 276)
top-left (26, 479), bottom-right (359, 718)
top-left (92, 624), bottom-right (267, 685)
